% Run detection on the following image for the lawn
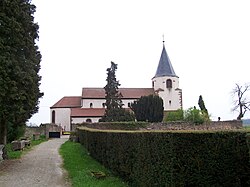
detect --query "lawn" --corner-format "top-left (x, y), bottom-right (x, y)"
top-left (60, 141), bottom-right (128, 187)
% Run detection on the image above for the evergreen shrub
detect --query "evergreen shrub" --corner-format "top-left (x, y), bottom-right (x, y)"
top-left (78, 127), bottom-right (250, 186)
top-left (80, 122), bottom-right (148, 130)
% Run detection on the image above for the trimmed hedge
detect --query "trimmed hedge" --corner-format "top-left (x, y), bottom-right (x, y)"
top-left (78, 127), bottom-right (250, 186)
top-left (79, 122), bottom-right (149, 130)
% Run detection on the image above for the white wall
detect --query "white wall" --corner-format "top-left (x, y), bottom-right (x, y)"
top-left (122, 99), bottom-right (137, 108)
top-left (50, 108), bottom-right (71, 131)
top-left (82, 99), bottom-right (106, 108)
top-left (82, 98), bottom-right (137, 108)
top-left (71, 117), bottom-right (101, 124)
top-left (152, 76), bottom-right (182, 110)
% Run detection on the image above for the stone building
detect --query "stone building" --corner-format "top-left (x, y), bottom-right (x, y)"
top-left (50, 42), bottom-right (182, 131)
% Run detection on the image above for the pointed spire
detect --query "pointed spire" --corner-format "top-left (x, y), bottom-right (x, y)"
top-left (154, 41), bottom-right (178, 78)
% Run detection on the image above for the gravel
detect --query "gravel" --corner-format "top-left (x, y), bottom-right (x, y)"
top-left (0, 136), bottom-right (71, 187)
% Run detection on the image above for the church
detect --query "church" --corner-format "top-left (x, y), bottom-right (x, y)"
top-left (50, 41), bottom-right (182, 131)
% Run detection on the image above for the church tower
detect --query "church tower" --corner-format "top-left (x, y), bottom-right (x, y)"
top-left (152, 41), bottom-right (182, 111)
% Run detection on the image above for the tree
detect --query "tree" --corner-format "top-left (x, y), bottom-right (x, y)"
top-left (131, 95), bottom-right (164, 122)
top-left (232, 83), bottom-right (250, 120)
top-left (103, 61), bottom-right (123, 110)
top-left (100, 61), bottom-right (134, 122)
top-left (184, 107), bottom-right (207, 124)
top-left (0, 0), bottom-right (43, 144)
top-left (164, 109), bottom-right (184, 122)
top-left (198, 95), bottom-right (208, 115)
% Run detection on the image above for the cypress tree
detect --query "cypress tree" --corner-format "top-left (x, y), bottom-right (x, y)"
top-left (100, 61), bottom-right (134, 122)
top-left (0, 0), bottom-right (43, 144)
top-left (131, 95), bottom-right (164, 122)
top-left (198, 95), bottom-right (208, 115)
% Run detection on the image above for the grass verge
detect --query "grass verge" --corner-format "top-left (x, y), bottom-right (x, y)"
top-left (6, 136), bottom-right (47, 159)
top-left (60, 141), bottom-right (128, 187)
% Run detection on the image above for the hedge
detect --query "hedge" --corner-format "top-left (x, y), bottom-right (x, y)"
top-left (78, 127), bottom-right (250, 186)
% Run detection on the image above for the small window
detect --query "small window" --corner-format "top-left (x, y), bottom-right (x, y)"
top-left (52, 110), bottom-right (55, 124)
top-left (86, 119), bottom-right (92, 123)
top-left (169, 100), bottom-right (172, 105)
top-left (128, 103), bottom-right (131, 107)
top-left (90, 103), bottom-right (93, 108)
top-left (166, 79), bottom-right (172, 88)
top-left (152, 81), bottom-right (154, 88)
top-left (102, 103), bottom-right (105, 108)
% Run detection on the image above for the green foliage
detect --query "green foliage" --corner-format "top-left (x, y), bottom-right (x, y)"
top-left (100, 108), bottom-right (135, 122)
top-left (82, 121), bottom-right (148, 130)
top-left (7, 122), bottom-right (25, 143)
top-left (101, 62), bottom-right (134, 122)
top-left (78, 127), bottom-right (250, 186)
top-left (59, 141), bottom-right (128, 187)
top-left (165, 107), bottom-right (210, 124)
top-left (164, 109), bottom-right (184, 122)
top-left (0, 0), bottom-right (43, 144)
top-left (104, 61), bottom-right (122, 110)
top-left (198, 95), bottom-right (209, 116)
top-left (131, 95), bottom-right (164, 122)
top-left (184, 107), bottom-right (210, 124)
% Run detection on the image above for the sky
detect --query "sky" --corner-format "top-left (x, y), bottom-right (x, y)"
top-left (29, 0), bottom-right (250, 125)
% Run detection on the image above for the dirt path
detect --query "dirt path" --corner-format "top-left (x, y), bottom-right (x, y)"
top-left (0, 136), bottom-right (71, 187)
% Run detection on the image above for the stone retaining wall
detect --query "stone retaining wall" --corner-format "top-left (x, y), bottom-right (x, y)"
top-left (146, 120), bottom-right (243, 130)
top-left (25, 123), bottom-right (62, 139)
top-left (72, 120), bottom-right (243, 131)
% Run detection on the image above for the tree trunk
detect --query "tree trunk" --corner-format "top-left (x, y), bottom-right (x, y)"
top-left (0, 118), bottom-right (7, 145)
top-left (237, 104), bottom-right (243, 120)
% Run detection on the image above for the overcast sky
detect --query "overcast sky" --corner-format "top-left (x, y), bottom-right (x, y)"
top-left (29, 0), bottom-right (250, 125)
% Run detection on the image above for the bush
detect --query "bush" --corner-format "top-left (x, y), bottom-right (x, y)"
top-left (131, 95), bottom-right (164, 122)
top-left (100, 108), bottom-right (135, 122)
top-left (7, 122), bottom-right (25, 143)
top-left (78, 127), bottom-right (250, 186)
top-left (81, 121), bottom-right (148, 130)
top-left (164, 109), bottom-right (184, 122)
top-left (184, 107), bottom-right (209, 124)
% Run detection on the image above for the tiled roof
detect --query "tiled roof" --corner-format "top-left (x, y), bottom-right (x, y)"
top-left (50, 96), bottom-right (82, 108)
top-left (82, 87), bottom-right (154, 99)
top-left (154, 44), bottom-right (178, 78)
top-left (119, 88), bottom-right (155, 98)
top-left (82, 88), bottom-right (105, 98)
top-left (71, 108), bottom-right (105, 117)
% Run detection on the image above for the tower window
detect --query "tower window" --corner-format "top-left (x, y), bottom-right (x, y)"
top-left (166, 79), bottom-right (172, 88)
top-left (169, 100), bottom-right (172, 105)
top-left (90, 103), bottom-right (93, 108)
top-left (152, 81), bottom-right (154, 88)
top-left (128, 103), bottom-right (131, 107)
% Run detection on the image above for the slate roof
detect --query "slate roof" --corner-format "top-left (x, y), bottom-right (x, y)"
top-left (82, 87), bottom-right (155, 99)
top-left (71, 108), bottom-right (105, 117)
top-left (154, 44), bottom-right (178, 78)
top-left (50, 96), bottom-right (82, 108)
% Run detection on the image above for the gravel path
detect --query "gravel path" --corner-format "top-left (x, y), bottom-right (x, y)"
top-left (0, 136), bottom-right (71, 187)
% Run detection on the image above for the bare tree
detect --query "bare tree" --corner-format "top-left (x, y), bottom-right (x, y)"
top-left (232, 83), bottom-right (250, 120)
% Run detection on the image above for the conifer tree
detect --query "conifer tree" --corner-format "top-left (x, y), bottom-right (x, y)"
top-left (100, 61), bottom-right (134, 122)
top-left (198, 95), bottom-right (208, 115)
top-left (104, 61), bottom-right (123, 110)
top-left (0, 0), bottom-right (43, 144)
top-left (131, 95), bottom-right (164, 122)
